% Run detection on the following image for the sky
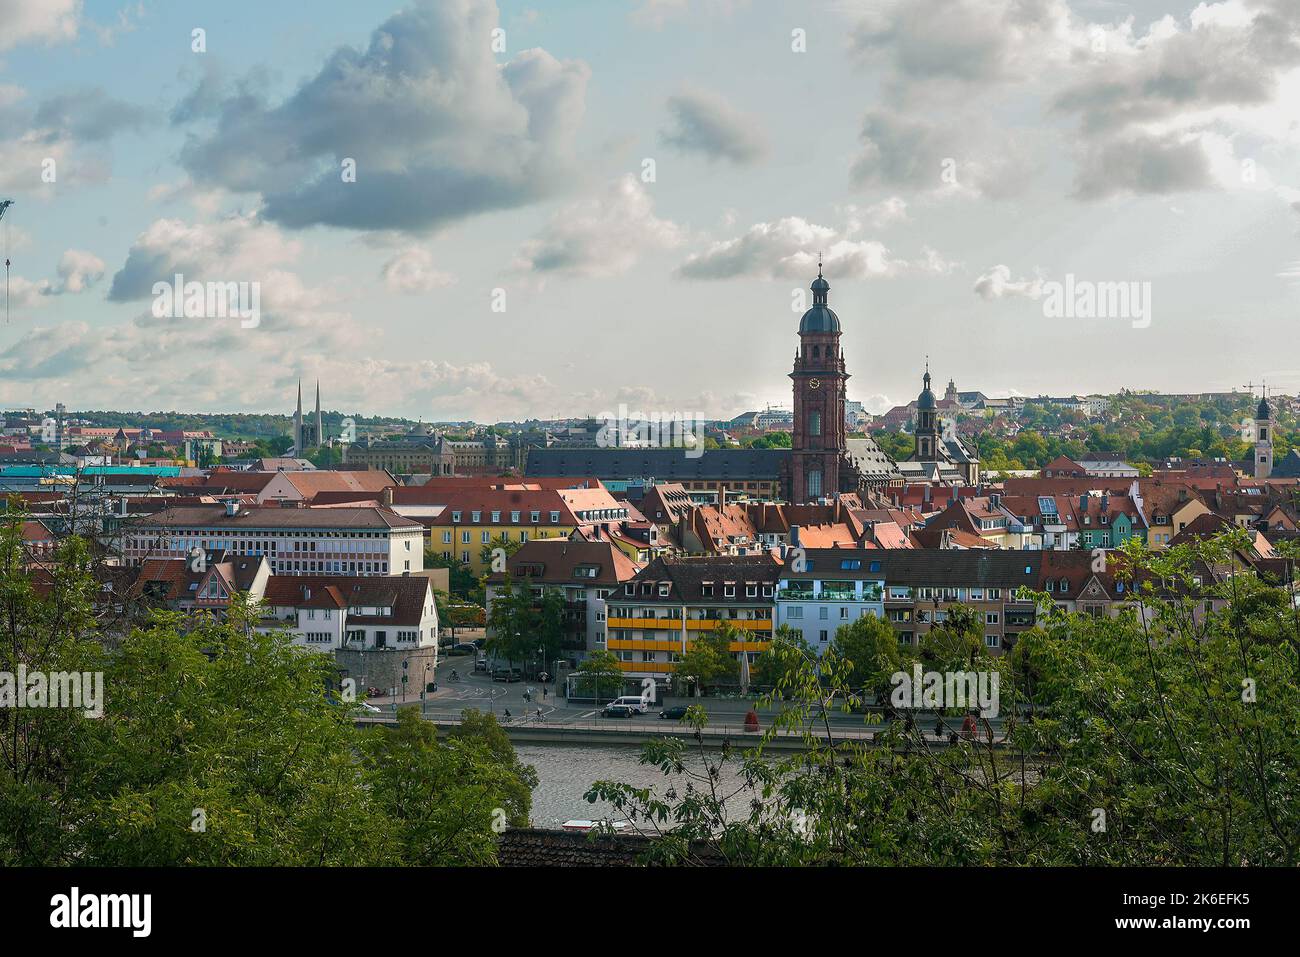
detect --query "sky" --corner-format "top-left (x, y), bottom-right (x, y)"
top-left (1, 0), bottom-right (1298, 422)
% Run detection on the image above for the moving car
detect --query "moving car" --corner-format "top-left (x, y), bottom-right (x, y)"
top-left (601, 704), bottom-right (635, 718)
top-left (449, 643), bottom-right (479, 655)
top-left (492, 668), bottom-right (523, 683)
top-left (659, 706), bottom-right (689, 720)
top-left (605, 695), bottom-right (651, 714)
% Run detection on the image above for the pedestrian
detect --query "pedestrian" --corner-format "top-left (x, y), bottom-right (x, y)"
top-left (542, 686), bottom-right (548, 700)
top-left (536, 707), bottom-right (543, 722)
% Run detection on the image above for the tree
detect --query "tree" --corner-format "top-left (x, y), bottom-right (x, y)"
top-left (0, 511), bottom-right (535, 865)
top-left (751, 625), bottom-right (815, 691)
top-left (484, 573), bottom-right (564, 672)
top-left (363, 707), bottom-right (535, 864)
top-left (675, 621), bottom-right (740, 693)
top-left (573, 649), bottom-right (626, 700)
top-left (829, 612), bottom-right (905, 696)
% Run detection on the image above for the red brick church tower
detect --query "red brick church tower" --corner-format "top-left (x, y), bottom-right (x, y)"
top-left (789, 262), bottom-right (849, 503)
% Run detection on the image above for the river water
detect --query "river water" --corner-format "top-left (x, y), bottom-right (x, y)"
top-left (517, 742), bottom-right (754, 829)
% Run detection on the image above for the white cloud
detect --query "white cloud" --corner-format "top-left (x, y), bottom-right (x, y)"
top-left (0, 0), bottom-right (80, 52)
top-left (676, 214), bottom-right (955, 280)
top-left (513, 175), bottom-right (684, 277)
top-left (974, 264), bottom-right (1044, 300)
top-left (660, 88), bottom-right (767, 164)
top-left (175, 0), bottom-right (590, 233)
top-left (381, 248), bottom-right (457, 294)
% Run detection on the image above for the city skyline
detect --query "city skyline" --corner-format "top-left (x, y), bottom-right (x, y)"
top-left (2, 0), bottom-right (1299, 422)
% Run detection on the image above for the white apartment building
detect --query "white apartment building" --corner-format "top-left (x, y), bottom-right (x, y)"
top-left (123, 502), bottom-right (425, 576)
top-left (256, 575), bottom-right (439, 652)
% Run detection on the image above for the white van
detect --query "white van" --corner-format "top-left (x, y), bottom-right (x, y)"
top-left (607, 695), bottom-right (651, 714)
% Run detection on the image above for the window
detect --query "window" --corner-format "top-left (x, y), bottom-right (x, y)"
top-left (451, 511), bottom-right (461, 523)
top-left (985, 612), bottom-right (999, 625)
top-left (788, 606), bottom-right (803, 619)
top-left (530, 510), bottom-right (540, 523)
top-left (985, 634), bottom-right (1001, 648)
top-left (442, 531), bottom-right (451, 544)
top-left (471, 511), bottom-right (481, 523)
top-left (550, 511), bottom-right (560, 523)
top-left (491, 511), bottom-right (501, 523)
top-left (511, 511), bottom-right (520, 523)
top-left (818, 607), bottom-right (829, 619)
top-left (810, 410), bottom-right (822, 436)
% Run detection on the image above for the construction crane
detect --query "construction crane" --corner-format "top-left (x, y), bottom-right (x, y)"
top-left (0, 199), bottom-right (12, 324)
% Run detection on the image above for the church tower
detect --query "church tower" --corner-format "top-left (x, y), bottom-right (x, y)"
top-left (789, 262), bottom-right (848, 503)
top-left (1255, 391), bottom-right (1274, 479)
top-left (293, 380), bottom-right (303, 455)
top-left (914, 366), bottom-right (939, 460)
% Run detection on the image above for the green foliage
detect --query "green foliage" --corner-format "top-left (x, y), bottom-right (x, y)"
top-left (485, 572), bottom-right (565, 669)
top-left (0, 511), bottom-right (533, 865)
top-left (828, 612), bottom-right (907, 694)
top-left (573, 649), bottom-right (626, 699)
top-left (675, 621), bottom-right (740, 690)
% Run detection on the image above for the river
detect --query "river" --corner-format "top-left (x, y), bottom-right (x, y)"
top-left (517, 742), bottom-right (754, 829)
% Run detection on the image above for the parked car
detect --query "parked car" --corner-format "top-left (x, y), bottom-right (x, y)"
top-left (601, 704), bottom-right (635, 718)
top-left (473, 658), bottom-right (489, 672)
top-left (449, 643), bottom-right (478, 655)
top-left (659, 706), bottom-right (689, 720)
top-left (492, 668), bottom-right (523, 683)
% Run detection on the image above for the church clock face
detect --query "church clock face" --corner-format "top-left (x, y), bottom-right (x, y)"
top-left (809, 377), bottom-right (821, 390)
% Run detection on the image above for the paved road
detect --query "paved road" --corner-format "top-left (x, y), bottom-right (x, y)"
top-left (365, 653), bottom-right (1008, 739)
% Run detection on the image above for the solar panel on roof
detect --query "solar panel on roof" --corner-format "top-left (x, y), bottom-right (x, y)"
top-left (1038, 496), bottom-right (1057, 513)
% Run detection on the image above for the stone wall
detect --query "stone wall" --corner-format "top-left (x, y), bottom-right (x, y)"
top-left (335, 646), bottom-right (438, 696)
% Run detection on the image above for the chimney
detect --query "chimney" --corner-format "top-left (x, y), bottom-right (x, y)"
top-left (923, 485), bottom-right (931, 504)
top-left (382, 486), bottom-right (394, 507)
top-left (718, 486), bottom-right (726, 510)
top-left (790, 525), bottom-right (801, 548)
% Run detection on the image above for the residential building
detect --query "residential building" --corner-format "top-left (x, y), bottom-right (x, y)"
top-left (776, 548), bottom-right (886, 652)
top-left (605, 555), bottom-right (780, 679)
top-left (427, 486), bottom-right (636, 576)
